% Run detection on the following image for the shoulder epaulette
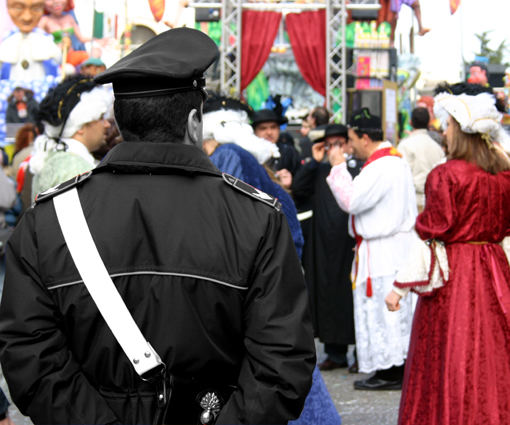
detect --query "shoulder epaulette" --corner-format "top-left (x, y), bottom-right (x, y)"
top-left (35, 170), bottom-right (93, 204)
top-left (222, 173), bottom-right (282, 211)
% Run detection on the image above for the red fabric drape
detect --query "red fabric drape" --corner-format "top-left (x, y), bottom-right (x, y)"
top-left (286, 10), bottom-right (326, 96)
top-left (241, 10), bottom-right (282, 91)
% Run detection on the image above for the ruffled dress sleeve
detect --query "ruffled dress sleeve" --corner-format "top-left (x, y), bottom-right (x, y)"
top-left (415, 165), bottom-right (455, 241)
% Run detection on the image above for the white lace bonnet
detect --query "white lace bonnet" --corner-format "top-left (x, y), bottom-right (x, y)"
top-left (433, 91), bottom-right (502, 141)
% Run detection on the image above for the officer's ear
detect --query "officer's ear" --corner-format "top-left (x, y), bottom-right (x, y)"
top-left (184, 108), bottom-right (203, 148)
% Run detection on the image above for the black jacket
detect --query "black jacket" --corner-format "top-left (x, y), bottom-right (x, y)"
top-left (292, 157), bottom-right (362, 346)
top-left (0, 141), bottom-right (315, 425)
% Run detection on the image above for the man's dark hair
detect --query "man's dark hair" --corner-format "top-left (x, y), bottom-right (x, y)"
top-left (411, 107), bottom-right (430, 129)
top-left (311, 107), bottom-right (330, 127)
top-left (114, 90), bottom-right (203, 142)
top-left (353, 128), bottom-right (384, 141)
top-left (349, 107), bottom-right (383, 141)
top-left (469, 61), bottom-right (488, 74)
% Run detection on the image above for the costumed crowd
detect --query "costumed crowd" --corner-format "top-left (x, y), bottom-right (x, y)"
top-left (0, 0), bottom-right (508, 424)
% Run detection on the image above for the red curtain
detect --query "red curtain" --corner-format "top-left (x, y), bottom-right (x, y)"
top-left (286, 9), bottom-right (326, 96)
top-left (241, 10), bottom-right (282, 91)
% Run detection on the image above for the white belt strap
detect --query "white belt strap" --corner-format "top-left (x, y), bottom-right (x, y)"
top-left (297, 210), bottom-right (313, 222)
top-left (53, 188), bottom-right (163, 378)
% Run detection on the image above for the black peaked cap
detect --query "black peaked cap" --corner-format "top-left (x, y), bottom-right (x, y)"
top-left (94, 28), bottom-right (219, 98)
top-left (204, 94), bottom-right (253, 115)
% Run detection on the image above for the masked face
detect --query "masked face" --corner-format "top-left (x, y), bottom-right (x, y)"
top-left (7, 0), bottom-right (45, 34)
top-left (467, 66), bottom-right (488, 86)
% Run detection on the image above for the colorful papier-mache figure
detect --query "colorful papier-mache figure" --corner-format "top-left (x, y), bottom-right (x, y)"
top-left (1, 0), bottom-right (60, 81)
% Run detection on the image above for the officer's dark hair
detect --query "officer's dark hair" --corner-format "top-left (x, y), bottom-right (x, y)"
top-left (411, 107), bottom-right (430, 130)
top-left (37, 75), bottom-right (97, 127)
top-left (114, 90), bottom-right (203, 142)
top-left (311, 106), bottom-right (330, 127)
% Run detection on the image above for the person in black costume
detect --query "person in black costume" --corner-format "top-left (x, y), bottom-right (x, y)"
top-left (292, 124), bottom-right (363, 371)
top-left (0, 28), bottom-right (315, 425)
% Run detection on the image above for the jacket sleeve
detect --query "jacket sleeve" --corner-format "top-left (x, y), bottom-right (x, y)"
top-left (327, 160), bottom-right (394, 215)
top-left (0, 210), bottom-right (120, 425)
top-left (216, 209), bottom-right (316, 425)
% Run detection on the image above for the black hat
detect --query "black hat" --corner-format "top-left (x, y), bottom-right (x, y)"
top-left (348, 107), bottom-right (381, 131)
top-left (204, 94), bottom-right (253, 115)
top-left (251, 109), bottom-right (288, 128)
top-left (325, 123), bottom-right (348, 139)
top-left (95, 28), bottom-right (219, 99)
top-left (308, 125), bottom-right (327, 143)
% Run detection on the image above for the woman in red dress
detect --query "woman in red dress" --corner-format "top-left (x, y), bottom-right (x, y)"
top-left (386, 84), bottom-right (510, 425)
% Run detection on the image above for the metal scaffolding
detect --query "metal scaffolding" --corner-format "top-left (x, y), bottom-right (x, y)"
top-left (221, 0), bottom-right (242, 97)
top-left (326, 0), bottom-right (347, 123)
top-left (190, 1), bottom-right (380, 121)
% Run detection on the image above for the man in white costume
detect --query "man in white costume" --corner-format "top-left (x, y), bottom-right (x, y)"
top-left (398, 107), bottom-right (444, 212)
top-left (326, 108), bottom-right (417, 390)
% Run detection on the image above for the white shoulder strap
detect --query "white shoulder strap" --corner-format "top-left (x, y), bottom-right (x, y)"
top-left (53, 188), bottom-right (164, 378)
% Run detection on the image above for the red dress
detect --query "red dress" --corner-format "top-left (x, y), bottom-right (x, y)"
top-left (399, 159), bottom-right (510, 425)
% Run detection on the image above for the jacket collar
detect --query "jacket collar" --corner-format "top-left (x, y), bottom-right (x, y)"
top-left (96, 141), bottom-right (221, 176)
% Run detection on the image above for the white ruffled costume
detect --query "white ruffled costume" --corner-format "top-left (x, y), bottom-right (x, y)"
top-left (30, 87), bottom-right (112, 201)
top-left (202, 109), bottom-right (280, 164)
top-left (434, 91), bottom-right (510, 153)
top-left (0, 28), bottom-right (61, 81)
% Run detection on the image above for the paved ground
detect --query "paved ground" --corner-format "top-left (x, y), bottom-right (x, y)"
top-left (322, 368), bottom-right (401, 425)
top-left (318, 342), bottom-right (401, 425)
top-left (1, 342), bottom-right (401, 425)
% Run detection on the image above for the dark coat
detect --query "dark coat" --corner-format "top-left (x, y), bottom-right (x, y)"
top-left (292, 157), bottom-right (362, 345)
top-left (5, 91), bottom-right (39, 124)
top-left (272, 142), bottom-right (301, 176)
top-left (0, 142), bottom-right (315, 425)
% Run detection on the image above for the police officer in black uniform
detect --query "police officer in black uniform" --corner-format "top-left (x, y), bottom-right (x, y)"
top-left (0, 28), bottom-right (315, 425)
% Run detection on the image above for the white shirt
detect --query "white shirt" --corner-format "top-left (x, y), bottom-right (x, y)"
top-left (398, 129), bottom-right (445, 208)
top-left (327, 142), bottom-right (417, 283)
top-left (60, 138), bottom-right (98, 167)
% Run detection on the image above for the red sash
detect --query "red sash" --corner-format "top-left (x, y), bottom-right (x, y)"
top-left (362, 146), bottom-right (402, 170)
top-left (352, 146), bottom-right (401, 297)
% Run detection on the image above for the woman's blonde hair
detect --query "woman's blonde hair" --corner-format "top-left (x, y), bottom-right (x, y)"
top-left (447, 117), bottom-right (510, 174)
